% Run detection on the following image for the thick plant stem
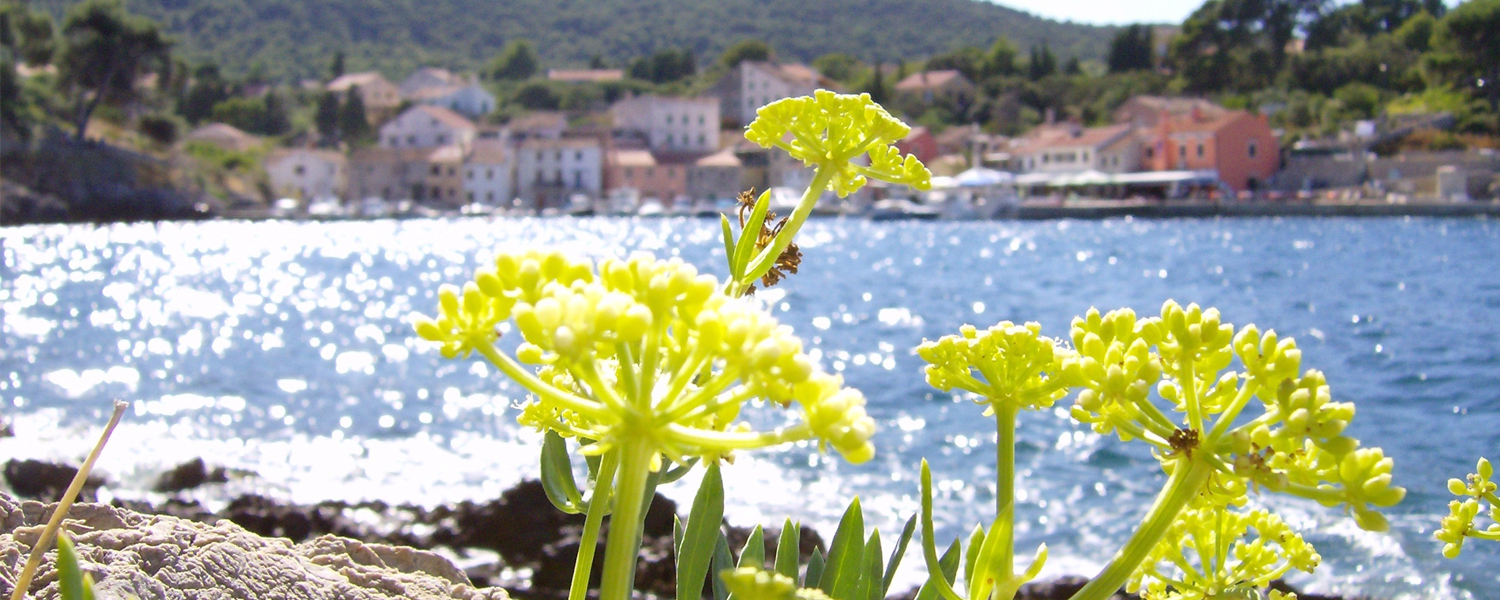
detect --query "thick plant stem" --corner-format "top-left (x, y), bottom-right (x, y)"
top-left (741, 167), bottom-right (835, 288)
top-left (1067, 456), bottom-right (1215, 600)
top-left (568, 450), bottom-right (620, 600)
top-left (995, 403), bottom-right (1019, 593)
top-left (598, 438), bottom-right (656, 600)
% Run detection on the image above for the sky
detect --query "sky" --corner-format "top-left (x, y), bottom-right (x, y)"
top-left (991, 0), bottom-right (1464, 26)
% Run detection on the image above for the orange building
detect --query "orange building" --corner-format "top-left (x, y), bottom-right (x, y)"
top-left (1142, 109), bottom-right (1279, 192)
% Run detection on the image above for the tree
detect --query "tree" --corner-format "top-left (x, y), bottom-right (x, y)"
top-left (720, 39), bottom-right (771, 68)
top-left (1435, 0), bottom-right (1500, 113)
top-left (1026, 44), bottom-right (1056, 80)
top-left (1, 2), bottom-right (56, 136)
top-left (1172, 0), bottom-right (1326, 90)
top-left (629, 47), bottom-right (694, 84)
top-left (863, 60), bottom-right (888, 105)
top-left (925, 46), bottom-right (985, 81)
top-left (329, 51), bottom-right (344, 80)
top-left (982, 37), bottom-right (1019, 78)
top-left (1107, 24), bottom-right (1154, 73)
top-left (314, 90), bottom-right (340, 143)
top-left (589, 54), bottom-right (606, 69)
top-left (813, 52), bottom-right (861, 83)
top-left (1063, 56), bottom-right (1082, 76)
top-left (261, 90), bottom-right (290, 135)
top-left (178, 63), bottom-right (228, 123)
top-left (55, 0), bottom-right (172, 141)
top-left (338, 86), bottom-right (372, 145)
top-left (489, 39), bottom-right (538, 81)
top-left (514, 81), bottom-right (561, 110)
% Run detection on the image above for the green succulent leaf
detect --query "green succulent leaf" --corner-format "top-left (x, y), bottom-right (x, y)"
top-left (805, 549), bottom-right (826, 590)
top-left (774, 519), bottom-right (802, 580)
top-left (819, 497), bottom-right (867, 600)
top-left (739, 525), bottom-right (766, 571)
top-left (714, 532), bottom-right (736, 600)
top-left (679, 463), bottom-right (726, 600)
top-left (540, 431), bottom-right (588, 514)
top-left (882, 514), bottom-right (918, 597)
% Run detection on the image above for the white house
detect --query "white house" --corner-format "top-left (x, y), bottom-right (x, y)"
top-left (266, 149), bottom-right (347, 201)
top-left (1013, 123), bottom-right (1141, 174)
top-left (708, 62), bottom-right (831, 125)
top-left (610, 95), bottom-right (719, 153)
top-left (517, 137), bottom-right (603, 210)
top-left (399, 67), bottom-right (469, 98)
top-left (379, 105), bottom-right (478, 150)
top-left (411, 84), bottom-right (497, 119)
top-left (463, 140), bottom-right (514, 206)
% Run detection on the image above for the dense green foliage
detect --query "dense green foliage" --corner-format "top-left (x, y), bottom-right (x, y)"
top-left (28, 0), bottom-right (1113, 81)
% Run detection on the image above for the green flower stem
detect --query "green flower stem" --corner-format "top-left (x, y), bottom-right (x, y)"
top-left (475, 343), bottom-right (608, 420)
top-left (636, 322), bottom-right (667, 406)
top-left (658, 369), bottom-right (742, 421)
top-left (742, 167), bottom-right (836, 289)
top-left (1472, 530), bottom-right (1500, 541)
top-left (599, 438), bottom-right (657, 600)
top-left (995, 402), bottom-right (1020, 595)
top-left (574, 360), bottom-right (629, 414)
top-left (1179, 362), bottom-right (1205, 435)
top-left (665, 422), bottom-right (814, 449)
top-left (569, 450), bottom-right (620, 600)
top-left (1068, 455), bottom-right (1216, 600)
top-left (1128, 396), bottom-right (1182, 440)
top-left (1205, 383), bottom-right (1259, 442)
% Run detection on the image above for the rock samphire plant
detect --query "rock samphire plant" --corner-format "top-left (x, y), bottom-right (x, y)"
top-left (415, 91), bottom-right (1420, 600)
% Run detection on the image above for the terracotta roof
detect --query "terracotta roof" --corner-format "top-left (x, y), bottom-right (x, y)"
top-left (903, 126), bottom-right (931, 141)
top-left (509, 111), bottom-right (568, 132)
top-left (693, 148), bottom-right (742, 168)
top-left (1161, 110), bottom-right (1254, 135)
top-left (1017, 123), bottom-right (1134, 153)
top-left (549, 69), bottom-right (624, 82)
top-left (266, 148), bottom-right (344, 165)
top-left (610, 149), bottom-right (657, 167)
top-left (327, 72), bottom-right (392, 92)
top-left (409, 105), bottom-right (477, 131)
top-left (466, 140), bottom-right (509, 165)
top-left (745, 62), bottom-right (834, 88)
top-left (428, 145), bottom-right (465, 163)
top-left (894, 70), bottom-right (969, 91)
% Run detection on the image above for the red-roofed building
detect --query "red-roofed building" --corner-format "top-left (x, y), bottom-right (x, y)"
top-left (895, 126), bottom-right (939, 165)
top-left (1141, 110), bottom-right (1278, 191)
top-left (1013, 123), bottom-right (1141, 175)
top-left (893, 70), bottom-right (975, 105)
top-left (379, 105), bottom-right (478, 150)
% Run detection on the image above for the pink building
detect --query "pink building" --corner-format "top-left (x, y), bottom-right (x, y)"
top-left (1142, 109), bottom-right (1279, 192)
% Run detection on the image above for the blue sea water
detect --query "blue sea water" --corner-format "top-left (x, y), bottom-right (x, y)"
top-left (2, 216), bottom-right (1498, 598)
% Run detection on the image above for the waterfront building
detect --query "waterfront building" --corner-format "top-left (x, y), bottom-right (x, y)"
top-left (265, 149), bottom-right (347, 201)
top-left (508, 111), bottom-right (568, 142)
top-left (1013, 123), bottom-right (1141, 175)
top-left (379, 105), bottom-right (478, 151)
top-left (347, 147), bottom-right (441, 201)
top-left (686, 148), bottom-right (746, 202)
top-left (517, 137), bottom-right (603, 210)
top-left (1114, 96), bottom-right (1228, 129)
top-left (610, 95), bottom-right (719, 152)
top-left (462, 139), bottom-right (514, 206)
top-left (1141, 109), bottom-right (1278, 192)
top-left (896, 126), bottom-right (939, 165)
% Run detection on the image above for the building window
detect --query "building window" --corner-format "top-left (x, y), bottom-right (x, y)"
top-left (486, 192), bottom-right (494, 201)
top-left (666, 115), bottom-right (673, 124)
top-left (431, 165), bottom-right (441, 175)
top-left (294, 165), bottom-right (305, 176)
top-left (467, 191), bottom-right (475, 201)
top-left (437, 134), bottom-right (446, 144)
top-left (576, 151), bottom-right (583, 161)
top-left (1179, 145), bottom-right (1187, 160)
top-left (698, 134), bottom-right (706, 146)
top-left (625, 168), bottom-right (633, 178)
top-left (646, 168), bottom-right (654, 177)
top-left (698, 115), bottom-right (705, 125)
top-left (448, 167), bottom-right (456, 176)
top-left (537, 151), bottom-right (544, 161)
top-left (1145, 147), bottom-right (1154, 159)
top-left (467, 169), bottom-right (474, 180)
top-left (1196, 144), bottom-right (1204, 158)
top-left (1248, 141), bottom-right (1258, 158)
top-left (574, 171), bottom-right (583, 188)
top-left (556, 151), bottom-right (563, 161)
top-left (486, 169), bottom-right (494, 179)
top-left (407, 135), bottom-right (417, 145)
top-left (388, 137), bottom-right (398, 146)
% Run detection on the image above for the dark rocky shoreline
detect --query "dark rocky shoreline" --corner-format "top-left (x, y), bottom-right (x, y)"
top-left (3, 457), bottom-right (1363, 600)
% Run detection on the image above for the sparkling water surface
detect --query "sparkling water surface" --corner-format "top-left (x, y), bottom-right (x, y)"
top-left (2, 217), bottom-right (1498, 598)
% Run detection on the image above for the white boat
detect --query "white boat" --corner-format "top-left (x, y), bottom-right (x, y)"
top-left (637, 199), bottom-right (666, 217)
top-left (306, 196), bottom-right (345, 218)
top-left (271, 197), bottom-right (300, 218)
top-left (868, 198), bottom-right (941, 221)
top-left (359, 197), bottom-right (391, 218)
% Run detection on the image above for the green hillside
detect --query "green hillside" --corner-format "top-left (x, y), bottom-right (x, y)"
top-left (32, 0), bottom-right (1115, 80)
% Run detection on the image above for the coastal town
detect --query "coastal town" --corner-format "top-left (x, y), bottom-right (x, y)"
top-left (249, 63), bottom-right (1499, 219)
top-left (3, 0), bottom-right (1498, 223)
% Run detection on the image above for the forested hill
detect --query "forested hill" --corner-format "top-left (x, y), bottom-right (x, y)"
top-left (34, 0), bottom-right (1115, 80)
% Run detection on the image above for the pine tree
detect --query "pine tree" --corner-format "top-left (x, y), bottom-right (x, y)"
top-left (338, 86), bottom-right (372, 145)
top-left (315, 90), bottom-right (340, 143)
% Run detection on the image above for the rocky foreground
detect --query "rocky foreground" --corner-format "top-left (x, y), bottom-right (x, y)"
top-left (2, 458), bottom-right (1353, 600)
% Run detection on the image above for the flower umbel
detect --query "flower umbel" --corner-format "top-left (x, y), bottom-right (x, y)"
top-left (745, 90), bottom-right (931, 197)
top-left (1130, 505), bottom-right (1319, 600)
top-left (1437, 457), bottom-right (1500, 558)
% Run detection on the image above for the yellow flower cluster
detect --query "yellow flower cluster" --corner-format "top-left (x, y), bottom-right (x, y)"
top-left (412, 249), bottom-right (876, 466)
top-left (1061, 300), bottom-right (1404, 532)
top-left (745, 90), bottom-right (931, 197)
top-left (720, 568), bottom-right (834, 600)
top-left (1437, 457), bottom-right (1499, 558)
top-left (1131, 505), bottom-right (1319, 600)
top-left (915, 321), bottom-right (1070, 414)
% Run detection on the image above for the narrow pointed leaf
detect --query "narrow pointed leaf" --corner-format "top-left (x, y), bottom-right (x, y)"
top-left (678, 463), bottom-right (725, 600)
top-left (882, 514), bottom-right (918, 596)
top-left (57, 534), bottom-right (89, 600)
top-left (969, 518), bottom-right (1007, 600)
top-left (675, 515), bottom-right (685, 553)
top-left (805, 548), bottom-right (826, 589)
top-left (540, 431), bottom-right (587, 513)
top-left (774, 518), bottom-right (801, 580)
top-left (721, 214), bottom-right (739, 278)
top-left (919, 461), bottom-right (966, 600)
top-left (739, 525), bottom-right (766, 570)
top-left (820, 497), bottom-right (866, 600)
top-left (733, 190), bottom-right (772, 277)
top-left (857, 530), bottom-right (882, 600)
top-left (962, 524), bottom-right (985, 593)
top-left (913, 539), bottom-right (961, 600)
top-left (713, 531), bottom-right (735, 600)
